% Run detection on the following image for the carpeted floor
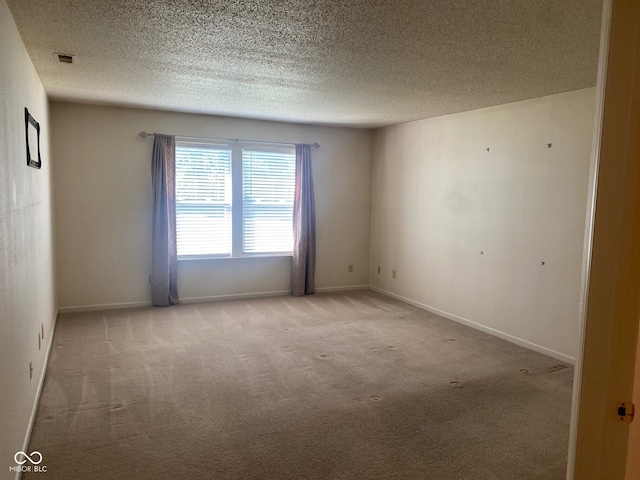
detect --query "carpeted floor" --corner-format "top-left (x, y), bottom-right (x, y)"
top-left (25, 291), bottom-right (573, 479)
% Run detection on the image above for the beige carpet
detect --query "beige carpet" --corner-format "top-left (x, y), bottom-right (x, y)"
top-left (25, 291), bottom-right (573, 479)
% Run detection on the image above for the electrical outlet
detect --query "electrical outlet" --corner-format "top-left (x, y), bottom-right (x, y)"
top-left (392, 270), bottom-right (397, 279)
top-left (377, 266), bottom-right (381, 274)
top-left (348, 264), bottom-right (354, 273)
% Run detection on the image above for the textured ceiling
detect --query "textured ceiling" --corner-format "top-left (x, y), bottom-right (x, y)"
top-left (7, 0), bottom-right (602, 128)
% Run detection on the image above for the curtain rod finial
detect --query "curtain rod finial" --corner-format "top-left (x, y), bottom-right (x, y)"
top-left (138, 131), bottom-right (148, 138)
top-left (313, 143), bottom-right (320, 149)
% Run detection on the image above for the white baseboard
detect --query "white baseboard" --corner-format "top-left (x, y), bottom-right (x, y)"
top-left (58, 286), bottom-right (372, 313)
top-left (57, 286), bottom-right (573, 364)
top-left (370, 286), bottom-right (575, 365)
top-left (58, 300), bottom-right (152, 314)
top-left (181, 290), bottom-right (291, 304)
top-left (315, 285), bottom-right (370, 293)
top-left (182, 285), bottom-right (369, 303)
top-left (17, 308), bottom-right (58, 480)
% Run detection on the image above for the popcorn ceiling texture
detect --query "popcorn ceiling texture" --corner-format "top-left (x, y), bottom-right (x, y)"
top-left (7, 0), bottom-right (602, 127)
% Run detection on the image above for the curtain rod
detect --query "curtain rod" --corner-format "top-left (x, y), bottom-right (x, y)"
top-left (137, 131), bottom-right (319, 149)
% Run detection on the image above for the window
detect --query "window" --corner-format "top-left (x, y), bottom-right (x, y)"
top-left (175, 144), bottom-right (232, 256)
top-left (175, 140), bottom-right (296, 258)
top-left (242, 148), bottom-right (295, 254)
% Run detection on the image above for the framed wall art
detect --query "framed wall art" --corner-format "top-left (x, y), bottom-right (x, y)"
top-left (25, 107), bottom-right (41, 169)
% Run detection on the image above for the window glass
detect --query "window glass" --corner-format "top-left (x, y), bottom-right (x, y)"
top-left (242, 147), bottom-right (295, 254)
top-left (175, 145), bottom-right (232, 256)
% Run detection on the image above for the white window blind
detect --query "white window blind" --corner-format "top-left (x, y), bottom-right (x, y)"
top-left (175, 145), bottom-right (232, 256)
top-left (242, 147), bottom-right (296, 254)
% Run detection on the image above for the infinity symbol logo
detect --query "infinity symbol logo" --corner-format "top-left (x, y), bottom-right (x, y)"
top-left (14, 451), bottom-right (43, 465)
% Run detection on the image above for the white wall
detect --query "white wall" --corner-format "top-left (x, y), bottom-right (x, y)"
top-left (0, 2), bottom-right (57, 478)
top-left (370, 88), bottom-right (596, 361)
top-left (51, 103), bottom-right (373, 310)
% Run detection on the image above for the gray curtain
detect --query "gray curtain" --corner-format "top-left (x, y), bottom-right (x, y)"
top-left (151, 134), bottom-right (179, 306)
top-left (292, 144), bottom-right (316, 296)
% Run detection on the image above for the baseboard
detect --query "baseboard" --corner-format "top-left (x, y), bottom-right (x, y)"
top-left (16, 308), bottom-right (58, 480)
top-left (181, 290), bottom-right (291, 304)
top-left (315, 285), bottom-right (370, 293)
top-left (182, 285), bottom-right (369, 303)
top-left (59, 286), bottom-right (372, 313)
top-left (370, 286), bottom-right (575, 365)
top-left (58, 300), bottom-right (152, 314)
top-left (57, 286), bottom-right (574, 364)
top-left (180, 285), bottom-right (369, 304)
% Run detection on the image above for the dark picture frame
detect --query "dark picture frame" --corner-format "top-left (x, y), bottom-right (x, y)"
top-left (25, 107), bottom-right (41, 169)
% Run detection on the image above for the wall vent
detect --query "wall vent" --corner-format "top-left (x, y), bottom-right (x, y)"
top-left (54, 53), bottom-right (75, 64)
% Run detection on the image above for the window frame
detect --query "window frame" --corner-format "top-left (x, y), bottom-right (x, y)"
top-left (174, 138), bottom-right (296, 261)
top-left (174, 139), bottom-right (233, 259)
top-left (241, 145), bottom-right (296, 256)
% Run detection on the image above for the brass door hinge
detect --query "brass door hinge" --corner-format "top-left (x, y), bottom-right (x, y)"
top-left (616, 402), bottom-right (635, 423)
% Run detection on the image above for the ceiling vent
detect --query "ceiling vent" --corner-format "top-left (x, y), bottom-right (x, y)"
top-left (54, 53), bottom-right (75, 64)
